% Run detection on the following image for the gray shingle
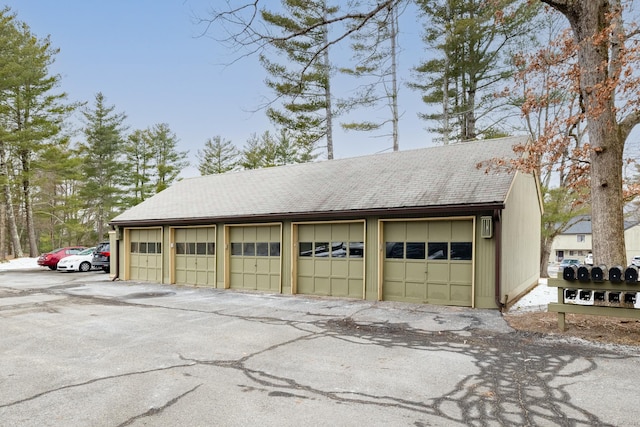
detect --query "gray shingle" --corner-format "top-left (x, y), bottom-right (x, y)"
top-left (111, 136), bottom-right (528, 224)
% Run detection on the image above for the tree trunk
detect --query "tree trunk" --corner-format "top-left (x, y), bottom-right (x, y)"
top-left (465, 84), bottom-right (477, 140)
top-left (322, 5), bottom-right (334, 160)
top-left (97, 204), bottom-right (104, 242)
top-left (0, 147), bottom-right (23, 258)
top-left (21, 152), bottom-right (39, 257)
top-left (390, 4), bottom-right (399, 152)
top-left (0, 191), bottom-right (5, 260)
top-left (540, 237), bottom-right (552, 278)
top-left (542, 0), bottom-right (627, 266)
top-left (572, 1), bottom-right (626, 267)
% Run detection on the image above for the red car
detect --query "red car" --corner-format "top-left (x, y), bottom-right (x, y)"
top-left (37, 246), bottom-right (86, 270)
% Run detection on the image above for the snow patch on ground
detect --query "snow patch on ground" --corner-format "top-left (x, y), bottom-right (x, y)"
top-left (0, 257), bottom-right (39, 270)
top-left (508, 278), bottom-right (557, 312)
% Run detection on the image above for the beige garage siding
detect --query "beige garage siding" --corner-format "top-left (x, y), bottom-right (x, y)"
top-left (173, 226), bottom-right (216, 286)
top-left (295, 221), bottom-right (365, 298)
top-left (381, 219), bottom-right (474, 306)
top-left (226, 224), bottom-right (281, 292)
top-left (127, 228), bottom-right (163, 282)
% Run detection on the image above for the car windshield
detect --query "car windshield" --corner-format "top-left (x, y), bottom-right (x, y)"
top-left (79, 247), bottom-right (96, 255)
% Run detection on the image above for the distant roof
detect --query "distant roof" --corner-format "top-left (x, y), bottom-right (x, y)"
top-left (563, 215), bottom-right (639, 234)
top-left (111, 136), bottom-right (530, 226)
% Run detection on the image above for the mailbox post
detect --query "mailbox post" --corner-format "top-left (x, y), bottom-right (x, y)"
top-left (548, 264), bottom-right (640, 330)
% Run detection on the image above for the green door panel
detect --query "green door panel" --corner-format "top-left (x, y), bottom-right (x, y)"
top-left (129, 228), bottom-right (162, 282)
top-left (174, 227), bottom-right (216, 286)
top-left (296, 222), bottom-right (364, 298)
top-left (229, 225), bottom-right (280, 291)
top-left (382, 220), bottom-right (473, 306)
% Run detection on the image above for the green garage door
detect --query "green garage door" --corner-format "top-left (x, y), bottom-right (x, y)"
top-left (383, 220), bottom-right (473, 306)
top-left (129, 228), bottom-right (162, 282)
top-left (229, 225), bottom-right (281, 291)
top-left (297, 222), bottom-right (364, 298)
top-left (174, 227), bottom-right (216, 286)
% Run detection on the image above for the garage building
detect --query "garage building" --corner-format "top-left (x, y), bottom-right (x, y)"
top-left (109, 136), bottom-right (542, 309)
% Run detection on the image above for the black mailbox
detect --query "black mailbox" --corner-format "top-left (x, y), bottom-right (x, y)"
top-left (579, 290), bottom-right (592, 301)
top-left (609, 265), bottom-right (624, 283)
top-left (591, 265), bottom-right (607, 282)
top-left (624, 292), bottom-right (637, 304)
top-left (563, 265), bottom-right (578, 281)
top-left (624, 265), bottom-right (639, 284)
top-left (577, 265), bottom-right (591, 282)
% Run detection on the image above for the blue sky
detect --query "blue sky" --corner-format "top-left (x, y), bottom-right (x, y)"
top-left (5, 1), bottom-right (439, 177)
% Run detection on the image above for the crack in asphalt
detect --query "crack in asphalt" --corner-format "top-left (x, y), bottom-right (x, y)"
top-left (0, 282), bottom-right (634, 426)
top-left (0, 363), bottom-right (197, 409)
top-left (115, 384), bottom-right (202, 427)
top-left (177, 315), bottom-right (624, 426)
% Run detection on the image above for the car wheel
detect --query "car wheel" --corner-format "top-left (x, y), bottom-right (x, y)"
top-left (48, 265), bottom-right (56, 271)
top-left (102, 266), bottom-right (109, 273)
top-left (79, 262), bottom-right (91, 272)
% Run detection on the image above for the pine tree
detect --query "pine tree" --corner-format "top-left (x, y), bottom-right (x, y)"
top-left (33, 138), bottom-right (88, 249)
top-left (148, 123), bottom-right (188, 193)
top-left (340, 1), bottom-right (406, 151)
top-left (78, 92), bottom-right (127, 241)
top-left (121, 129), bottom-right (155, 206)
top-left (196, 136), bottom-right (240, 175)
top-left (240, 133), bottom-right (265, 170)
top-left (241, 129), bottom-right (316, 170)
top-left (260, 0), bottom-right (338, 159)
top-left (411, 0), bottom-right (540, 142)
top-left (0, 8), bottom-right (74, 255)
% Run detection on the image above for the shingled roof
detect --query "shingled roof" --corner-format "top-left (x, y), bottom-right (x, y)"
top-left (111, 136), bottom-right (529, 226)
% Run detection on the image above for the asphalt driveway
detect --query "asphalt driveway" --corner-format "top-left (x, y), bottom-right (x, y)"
top-left (1, 268), bottom-right (638, 426)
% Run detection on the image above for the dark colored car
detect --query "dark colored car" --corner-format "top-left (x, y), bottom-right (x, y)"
top-left (559, 258), bottom-right (580, 268)
top-left (92, 242), bottom-right (110, 273)
top-left (37, 246), bottom-right (87, 270)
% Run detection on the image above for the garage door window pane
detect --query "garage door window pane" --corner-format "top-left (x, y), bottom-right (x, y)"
top-left (270, 242), bottom-right (280, 257)
top-left (315, 242), bottom-right (330, 257)
top-left (231, 243), bottom-right (242, 256)
top-left (139, 243), bottom-right (148, 254)
top-left (349, 242), bottom-right (364, 258)
top-left (428, 242), bottom-right (448, 260)
top-left (243, 242), bottom-right (255, 256)
top-left (156, 243), bottom-right (162, 254)
top-left (176, 243), bottom-right (185, 255)
top-left (386, 242), bottom-right (404, 259)
top-left (196, 242), bottom-right (207, 255)
top-left (299, 242), bottom-right (312, 257)
top-left (187, 243), bottom-right (196, 255)
top-left (131, 242), bottom-right (139, 253)
top-left (332, 242), bottom-right (346, 258)
top-left (451, 242), bottom-right (472, 260)
top-left (256, 242), bottom-right (269, 256)
top-left (406, 242), bottom-right (426, 259)
top-left (207, 243), bottom-right (215, 255)
top-left (148, 242), bottom-right (156, 254)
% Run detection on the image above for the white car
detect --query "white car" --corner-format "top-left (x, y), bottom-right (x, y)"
top-left (632, 256), bottom-right (640, 267)
top-left (584, 253), bottom-right (593, 265)
top-left (56, 247), bottom-right (96, 272)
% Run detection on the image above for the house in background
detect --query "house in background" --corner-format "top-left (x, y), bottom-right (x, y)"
top-left (108, 136), bottom-right (542, 309)
top-left (550, 216), bottom-right (593, 263)
top-left (550, 215), bottom-right (640, 265)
